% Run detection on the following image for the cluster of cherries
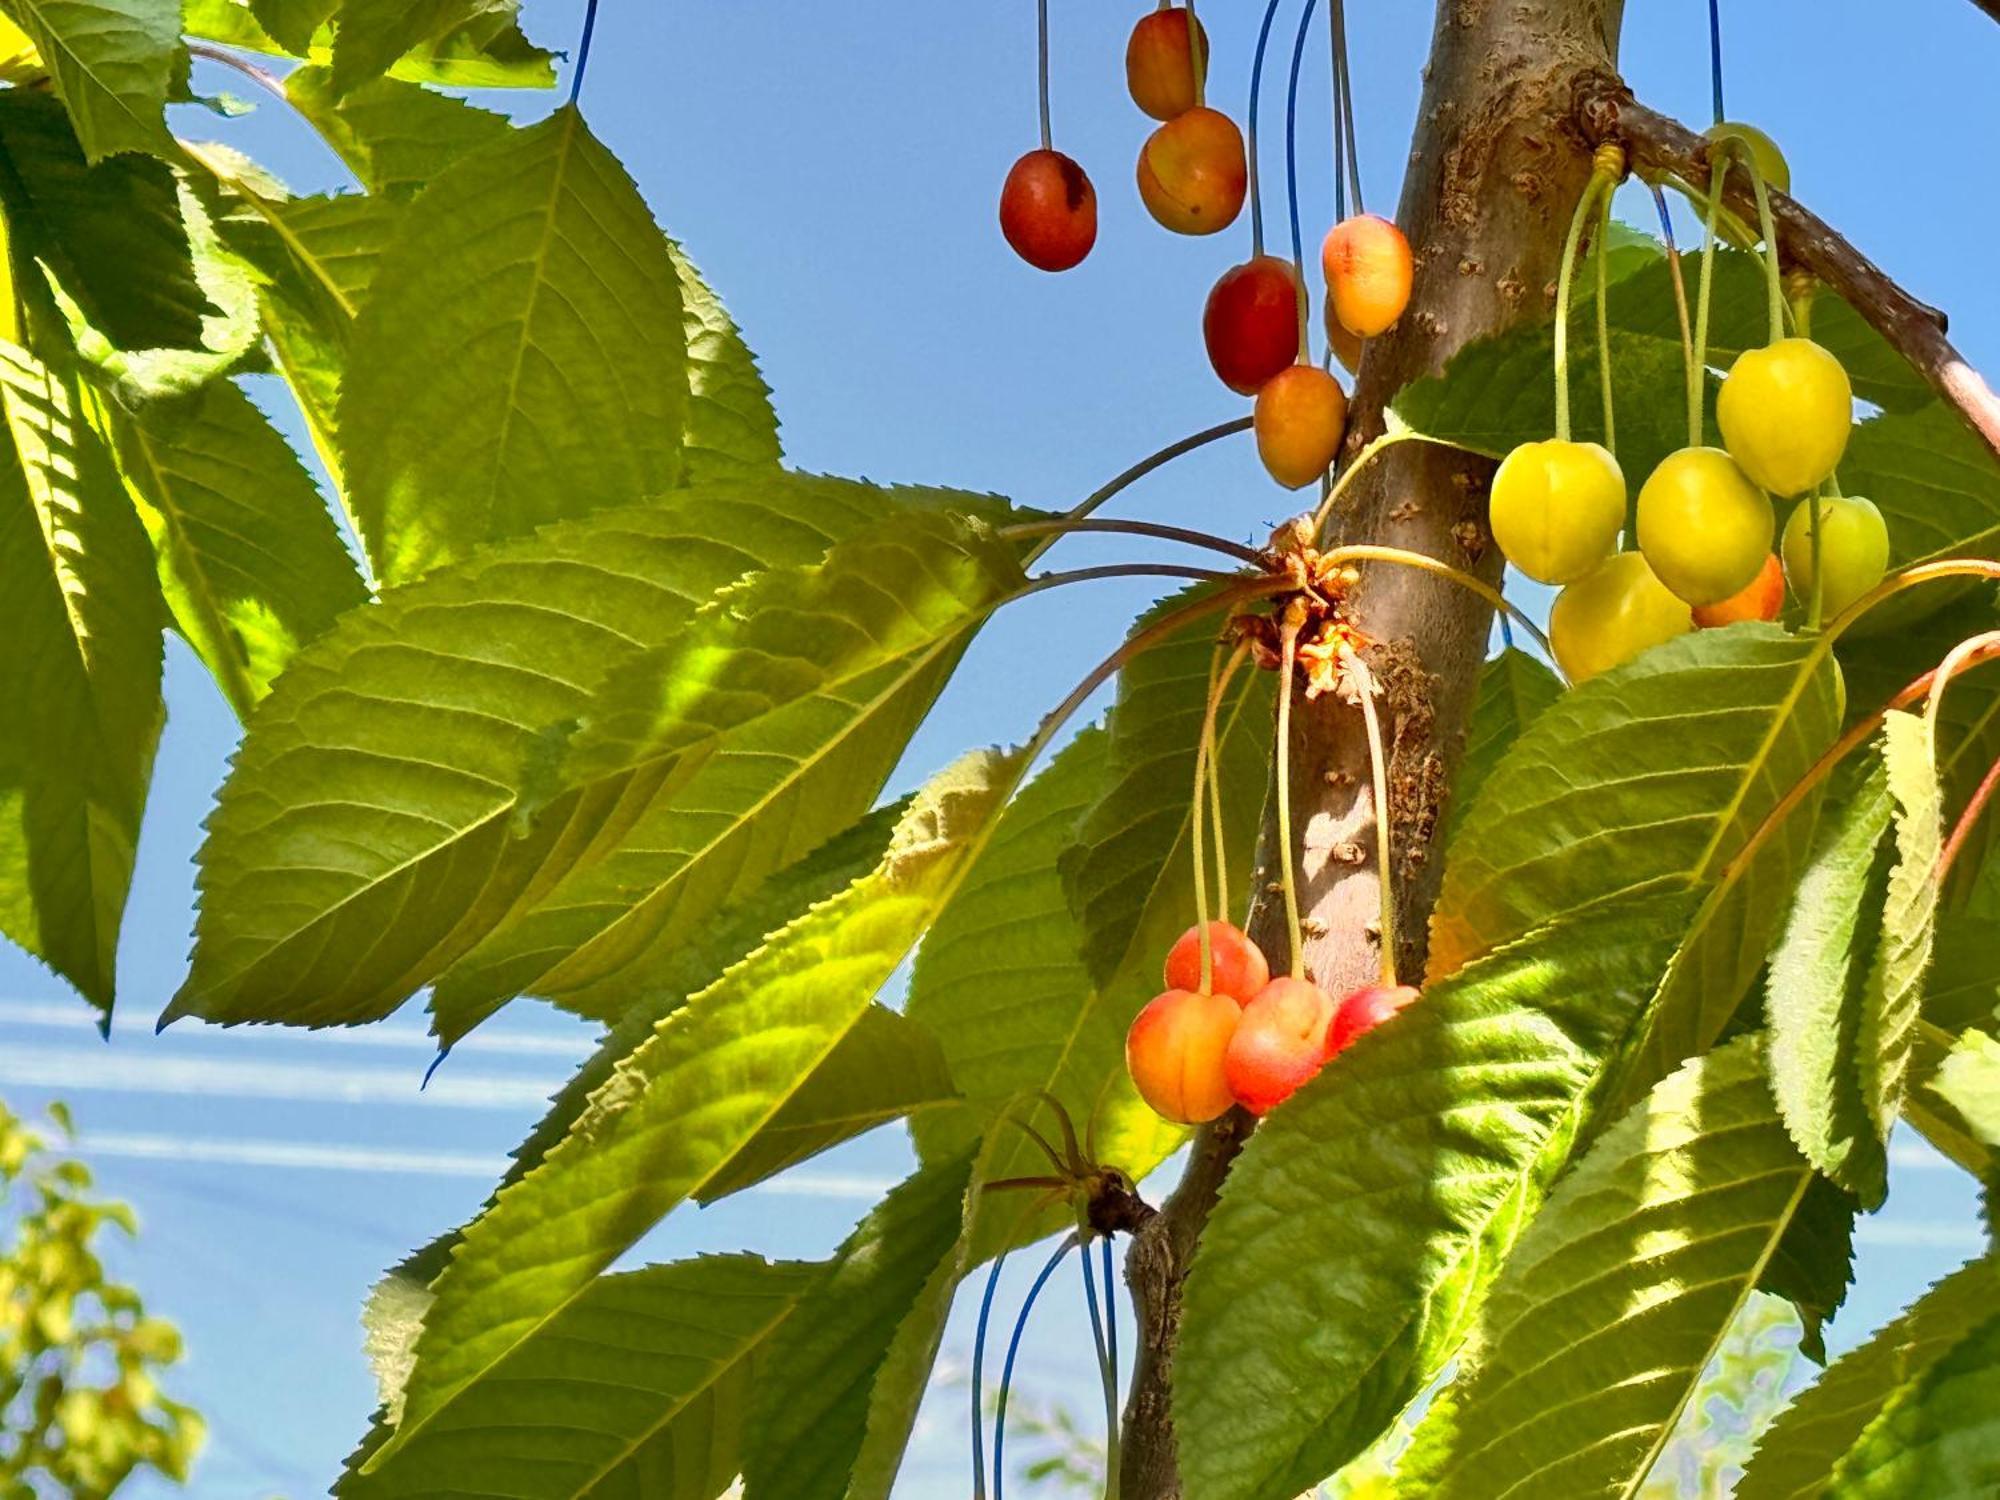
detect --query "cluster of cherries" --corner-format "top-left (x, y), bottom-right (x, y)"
top-left (998, 4), bottom-right (1415, 494)
top-left (1124, 920), bottom-right (1416, 1122)
top-left (1496, 127), bottom-right (1892, 681)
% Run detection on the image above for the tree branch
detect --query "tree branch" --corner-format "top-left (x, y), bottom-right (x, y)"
top-left (1575, 77), bottom-right (2000, 467)
top-left (1971, 0), bottom-right (2000, 25)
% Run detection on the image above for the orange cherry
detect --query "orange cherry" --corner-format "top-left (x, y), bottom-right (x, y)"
top-left (1163, 920), bottom-right (1271, 1005)
top-left (1325, 983), bottom-right (1420, 1056)
top-left (1691, 553), bottom-right (1786, 628)
top-left (999, 149), bottom-right (1097, 272)
top-left (1125, 6), bottom-right (1207, 121)
top-left (1137, 106), bottom-right (1246, 236)
top-left (1203, 255), bottom-right (1300, 394)
top-left (1126, 988), bottom-right (1242, 1124)
top-left (1324, 307), bottom-right (1363, 375)
top-left (1225, 977), bottom-right (1336, 1115)
top-left (1255, 364), bottom-right (1349, 489)
top-left (1322, 213), bottom-right (1412, 337)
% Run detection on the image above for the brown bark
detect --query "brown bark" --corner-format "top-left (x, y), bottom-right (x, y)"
top-left (1118, 2), bottom-right (1627, 1493)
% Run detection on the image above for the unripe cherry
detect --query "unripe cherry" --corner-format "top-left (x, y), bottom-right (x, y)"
top-left (1636, 446), bottom-right (1773, 606)
top-left (1125, 7), bottom-right (1207, 121)
top-left (1202, 255), bottom-right (1300, 394)
top-left (1125, 988), bottom-right (1241, 1124)
top-left (999, 149), bottom-right (1097, 272)
top-left (1781, 494), bottom-right (1890, 620)
top-left (1321, 213), bottom-right (1412, 337)
top-left (1692, 553), bottom-right (1785, 628)
top-left (1717, 338), bottom-right (1853, 498)
top-left (1704, 121), bottom-right (1791, 195)
top-left (1549, 551), bottom-right (1694, 682)
top-left (1255, 365), bottom-right (1349, 489)
top-left (1325, 983), bottom-right (1420, 1056)
top-left (1163, 920), bottom-right (1270, 1005)
top-left (1136, 106), bottom-right (1246, 236)
top-left (1487, 439), bottom-right (1626, 585)
top-left (1225, 976), bottom-right (1335, 1115)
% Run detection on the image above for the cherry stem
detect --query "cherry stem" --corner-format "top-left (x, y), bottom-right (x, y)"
top-left (971, 1246), bottom-right (1015, 1500)
top-left (1322, 543), bottom-right (1559, 667)
top-left (1342, 647), bottom-right (1399, 988)
top-left (1284, 0), bottom-right (1320, 341)
top-left (1053, 418), bottom-right (1255, 544)
top-left (1713, 136), bottom-right (1787, 345)
top-left (1650, 182), bottom-right (1697, 479)
top-left (1691, 155), bottom-right (1727, 447)
top-left (1329, 0), bottom-right (1345, 223)
top-left (994, 1233), bottom-right (1079, 1500)
top-left (1208, 645), bottom-right (1250, 919)
top-left (1554, 170), bottom-right (1610, 444)
top-left (1937, 751), bottom-right (2000, 892)
top-left (1708, 0), bottom-right (1726, 125)
top-left (1309, 428), bottom-right (1494, 538)
top-left (1330, 0), bottom-right (1363, 215)
top-left (1924, 631), bottom-right (2000, 735)
top-left (1024, 564), bottom-right (1241, 596)
top-left (1078, 1240), bottom-right (1121, 1499)
top-left (568, 0), bottom-right (601, 106)
top-left (185, 42), bottom-right (289, 104)
top-left (1004, 517), bottom-right (1268, 567)
top-left (1036, 0), bottom-right (1052, 151)
top-left (1191, 646), bottom-right (1224, 992)
top-left (1186, 0), bottom-right (1205, 110)
top-left (1276, 603), bottom-right (1308, 980)
top-left (1247, 0), bottom-right (1285, 259)
top-left (1101, 1236), bottom-right (1120, 1493)
top-left (1595, 182), bottom-right (1618, 458)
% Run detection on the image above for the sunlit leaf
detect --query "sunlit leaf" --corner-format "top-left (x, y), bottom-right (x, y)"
top-left (0, 0), bottom-right (176, 160)
top-left (285, 64), bottom-right (509, 198)
top-left (1930, 1029), bottom-right (2000, 1149)
top-left (185, 0), bottom-right (553, 88)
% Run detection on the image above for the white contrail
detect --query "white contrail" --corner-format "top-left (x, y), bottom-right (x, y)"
top-left (0, 998), bottom-right (587, 1057)
top-left (73, 1131), bottom-right (894, 1199)
top-left (0, 1044), bottom-right (561, 1109)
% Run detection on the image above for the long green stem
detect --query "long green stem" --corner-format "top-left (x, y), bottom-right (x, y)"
top-left (1276, 606), bottom-right (1306, 980)
top-left (1716, 137), bottom-right (1786, 344)
top-left (1190, 645), bottom-right (1221, 991)
top-left (1691, 156), bottom-right (1728, 447)
top-left (1309, 428), bottom-right (1493, 537)
top-left (1924, 630), bottom-right (2000, 735)
top-left (1595, 183), bottom-right (1617, 457)
top-left (1649, 183), bottom-right (1697, 463)
top-left (1022, 564), bottom-right (1240, 596)
top-left (1343, 647), bottom-right (1398, 987)
top-left (1320, 542), bottom-right (1559, 666)
top-left (1553, 173), bottom-right (1607, 443)
top-left (1051, 418), bottom-right (1254, 549)
top-left (1205, 644), bottom-right (1251, 921)
top-left (1004, 517), bottom-right (1268, 567)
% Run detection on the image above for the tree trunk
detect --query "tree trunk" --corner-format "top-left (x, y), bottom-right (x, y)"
top-left (1119, 2), bottom-right (1626, 1494)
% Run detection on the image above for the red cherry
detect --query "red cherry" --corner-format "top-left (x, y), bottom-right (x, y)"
top-left (1322, 213), bottom-right (1412, 337)
top-left (1163, 921), bottom-right (1271, 1005)
top-left (1203, 255), bottom-right (1300, 395)
top-left (1224, 977), bottom-right (1336, 1115)
top-left (1126, 988), bottom-right (1241, 1124)
top-left (1325, 983), bottom-right (1421, 1056)
top-left (1000, 149), bottom-right (1097, 272)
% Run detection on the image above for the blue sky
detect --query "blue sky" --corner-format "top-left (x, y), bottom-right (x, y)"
top-left (3, 2), bottom-right (1996, 1495)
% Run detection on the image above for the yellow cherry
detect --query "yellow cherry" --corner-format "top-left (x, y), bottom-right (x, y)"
top-left (1717, 338), bottom-right (1853, 497)
top-left (1549, 551), bottom-right (1694, 682)
top-left (1636, 446), bottom-right (1773, 606)
top-left (1781, 494), bottom-right (1890, 620)
top-left (1487, 439), bottom-right (1626, 586)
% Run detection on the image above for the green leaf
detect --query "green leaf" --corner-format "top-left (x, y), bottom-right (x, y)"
top-left (1445, 647), bottom-right (1562, 849)
top-left (339, 1254), bottom-right (815, 1500)
top-left (338, 107), bottom-right (688, 584)
top-left (1174, 892), bottom-right (1693, 1500)
top-left (0, 0), bottom-right (176, 160)
top-left (742, 1155), bottom-right (975, 1500)
top-left (1765, 759), bottom-right (1895, 1204)
top-left (1431, 629), bottom-right (1842, 1067)
top-left (364, 749), bottom-right (1027, 1473)
top-left (1840, 402), bottom-right (2000, 571)
top-left (1931, 1029), bottom-right (2000, 1149)
top-left (248, 0), bottom-right (334, 54)
top-left (0, 341), bottom-right (162, 1014)
top-left (674, 239), bottom-right (781, 478)
top-left (328, 0), bottom-right (526, 92)
top-left (185, 0), bottom-right (554, 87)
top-left (1410, 1037), bottom-right (1835, 1499)
top-left (167, 473), bottom-right (944, 1031)
top-left (1060, 586), bottom-right (1276, 991)
top-left (105, 380), bottom-right (366, 718)
top-left (0, 90), bottom-right (206, 348)
top-left (283, 65), bottom-right (509, 200)
top-left (1738, 1255), bottom-right (2000, 1500)
top-left (424, 503), bottom-right (1025, 1037)
top-left (1858, 711), bottom-right (1945, 1147)
top-left (1927, 913), bottom-right (2000, 1033)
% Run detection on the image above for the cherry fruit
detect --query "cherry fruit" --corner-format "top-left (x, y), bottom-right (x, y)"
top-left (1126, 988), bottom-right (1242, 1124)
top-left (1636, 446), bottom-right (1773, 606)
top-left (1704, 121), bottom-right (1791, 195)
top-left (1781, 494), bottom-right (1890, 619)
top-left (1692, 552), bottom-right (1785, 628)
top-left (1255, 365), bottom-right (1349, 489)
top-left (1225, 977), bottom-right (1335, 1115)
top-left (1324, 310), bottom-right (1363, 375)
top-left (1163, 920), bottom-right (1270, 1005)
top-left (1321, 214), bottom-right (1412, 337)
top-left (1326, 983), bottom-right (1420, 1056)
top-left (1717, 338), bottom-right (1853, 497)
top-left (1137, 106), bottom-right (1246, 236)
top-left (1488, 439), bottom-right (1627, 586)
top-left (1125, 6), bottom-right (1207, 121)
top-left (1203, 255), bottom-right (1300, 393)
top-left (1549, 550), bottom-right (1694, 681)
top-left (1000, 149), bottom-right (1097, 272)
